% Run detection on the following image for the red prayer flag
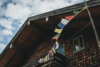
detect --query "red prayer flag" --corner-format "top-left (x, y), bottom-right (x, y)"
top-left (65, 16), bottom-right (75, 21)
top-left (43, 58), bottom-right (45, 63)
top-left (49, 50), bottom-right (53, 57)
top-left (52, 36), bottom-right (58, 40)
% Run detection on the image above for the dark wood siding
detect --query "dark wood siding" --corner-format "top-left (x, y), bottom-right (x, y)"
top-left (23, 25), bottom-right (100, 67)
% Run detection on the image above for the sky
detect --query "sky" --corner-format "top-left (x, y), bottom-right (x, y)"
top-left (0, 0), bottom-right (87, 53)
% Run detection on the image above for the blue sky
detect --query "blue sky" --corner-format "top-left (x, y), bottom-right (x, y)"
top-left (0, 0), bottom-right (87, 53)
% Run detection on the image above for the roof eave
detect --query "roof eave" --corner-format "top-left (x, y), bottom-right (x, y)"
top-left (0, 0), bottom-right (100, 60)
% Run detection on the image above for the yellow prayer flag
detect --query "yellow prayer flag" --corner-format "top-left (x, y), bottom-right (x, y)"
top-left (52, 48), bottom-right (56, 54)
top-left (54, 28), bottom-right (62, 33)
top-left (80, 6), bottom-right (87, 12)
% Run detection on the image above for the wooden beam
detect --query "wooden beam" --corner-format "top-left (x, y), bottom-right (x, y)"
top-left (5, 52), bottom-right (17, 67)
top-left (29, 23), bottom-right (43, 35)
top-left (5, 44), bottom-right (29, 67)
top-left (11, 45), bottom-right (28, 56)
top-left (30, 22), bottom-right (54, 35)
top-left (21, 29), bottom-right (36, 48)
top-left (84, 0), bottom-right (100, 49)
top-left (71, 16), bottom-right (100, 23)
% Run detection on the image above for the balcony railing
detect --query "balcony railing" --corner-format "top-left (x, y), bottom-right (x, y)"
top-left (23, 52), bottom-right (66, 67)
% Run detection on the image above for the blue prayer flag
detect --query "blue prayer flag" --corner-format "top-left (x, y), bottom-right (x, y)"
top-left (47, 54), bottom-right (49, 60)
top-left (53, 45), bottom-right (55, 49)
top-left (57, 23), bottom-right (65, 29)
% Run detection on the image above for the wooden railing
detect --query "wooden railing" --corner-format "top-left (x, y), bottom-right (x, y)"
top-left (23, 52), bottom-right (66, 67)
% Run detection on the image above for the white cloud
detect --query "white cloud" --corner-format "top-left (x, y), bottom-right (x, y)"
top-left (0, 43), bottom-right (6, 53)
top-left (5, 3), bottom-right (31, 20)
top-left (4, 0), bottom-right (82, 25)
top-left (11, 0), bottom-right (77, 15)
top-left (1, 29), bottom-right (13, 35)
top-left (29, 0), bottom-right (75, 14)
top-left (0, 18), bottom-right (14, 30)
top-left (0, 28), bottom-right (13, 43)
top-left (0, 0), bottom-right (5, 6)
top-left (0, 36), bottom-right (4, 42)
top-left (35, 0), bottom-right (73, 13)
top-left (0, 0), bottom-right (6, 17)
top-left (0, 18), bottom-right (14, 45)
top-left (0, 43), bottom-right (6, 50)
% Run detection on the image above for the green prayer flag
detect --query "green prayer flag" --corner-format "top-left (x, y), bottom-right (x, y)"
top-left (45, 56), bottom-right (47, 62)
top-left (51, 49), bottom-right (54, 56)
top-left (73, 11), bottom-right (80, 16)
top-left (55, 33), bottom-right (61, 39)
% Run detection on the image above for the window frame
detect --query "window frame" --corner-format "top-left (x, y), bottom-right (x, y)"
top-left (73, 35), bottom-right (85, 53)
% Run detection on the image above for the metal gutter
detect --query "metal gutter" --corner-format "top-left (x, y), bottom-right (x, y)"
top-left (29, 0), bottom-right (100, 21)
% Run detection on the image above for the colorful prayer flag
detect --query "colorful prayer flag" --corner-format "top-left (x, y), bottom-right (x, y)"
top-left (53, 45), bottom-right (55, 49)
top-left (43, 57), bottom-right (45, 63)
top-left (45, 56), bottom-right (47, 62)
top-left (55, 33), bottom-right (60, 39)
top-left (57, 23), bottom-right (65, 29)
top-left (52, 33), bottom-right (60, 40)
top-left (73, 6), bottom-right (87, 16)
top-left (65, 16), bottom-right (75, 21)
top-left (47, 54), bottom-right (49, 60)
top-left (52, 36), bottom-right (58, 40)
top-left (55, 41), bottom-right (59, 49)
top-left (39, 58), bottom-right (44, 63)
top-left (80, 6), bottom-right (87, 12)
top-left (73, 11), bottom-right (80, 16)
top-left (61, 19), bottom-right (69, 25)
top-left (52, 47), bottom-right (56, 54)
top-left (49, 50), bottom-right (53, 57)
top-left (41, 58), bottom-right (44, 63)
top-left (51, 49), bottom-right (54, 56)
top-left (54, 28), bottom-right (62, 33)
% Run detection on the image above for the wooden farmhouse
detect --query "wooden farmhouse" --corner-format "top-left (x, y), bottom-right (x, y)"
top-left (0, 0), bottom-right (100, 67)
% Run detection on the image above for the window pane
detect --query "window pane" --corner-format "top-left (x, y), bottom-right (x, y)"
top-left (74, 39), bottom-right (79, 51)
top-left (79, 37), bottom-right (84, 48)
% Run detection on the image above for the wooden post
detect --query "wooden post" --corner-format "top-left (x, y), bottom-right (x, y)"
top-left (84, 0), bottom-right (100, 49)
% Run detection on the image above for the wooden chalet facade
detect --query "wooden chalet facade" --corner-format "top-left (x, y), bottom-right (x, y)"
top-left (0, 0), bottom-right (100, 67)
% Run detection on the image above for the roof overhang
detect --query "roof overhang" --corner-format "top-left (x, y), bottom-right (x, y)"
top-left (0, 0), bottom-right (100, 66)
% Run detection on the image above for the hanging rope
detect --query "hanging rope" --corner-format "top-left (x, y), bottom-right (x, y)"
top-left (61, 22), bottom-right (91, 45)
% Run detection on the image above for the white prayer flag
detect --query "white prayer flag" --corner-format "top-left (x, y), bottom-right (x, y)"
top-left (61, 19), bottom-right (69, 25)
top-left (55, 41), bottom-right (59, 49)
top-left (38, 58), bottom-right (44, 63)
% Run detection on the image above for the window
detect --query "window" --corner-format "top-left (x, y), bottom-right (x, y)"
top-left (56, 44), bottom-right (65, 56)
top-left (73, 35), bottom-right (85, 53)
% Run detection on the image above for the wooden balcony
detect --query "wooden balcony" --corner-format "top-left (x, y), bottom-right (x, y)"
top-left (23, 52), bottom-right (66, 67)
